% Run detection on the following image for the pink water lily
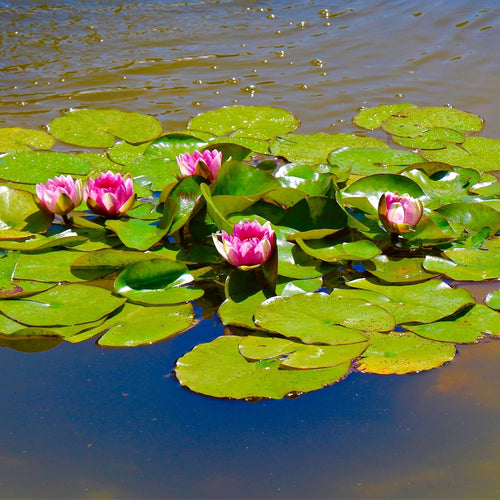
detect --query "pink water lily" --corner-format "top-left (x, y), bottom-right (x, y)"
top-left (176, 149), bottom-right (222, 182)
top-left (84, 171), bottom-right (136, 216)
top-left (378, 191), bottom-right (423, 234)
top-left (36, 175), bottom-right (84, 216)
top-left (212, 220), bottom-right (275, 269)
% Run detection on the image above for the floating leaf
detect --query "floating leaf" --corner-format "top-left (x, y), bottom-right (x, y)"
top-left (423, 248), bottom-right (500, 281)
top-left (144, 133), bottom-right (207, 161)
top-left (352, 104), bottom-right (418, 130)
top-left (405, 305), bottom-right (499, 343)
top-left (391, 127), bottom-right (464, 149)
top-left (239, 334), bottom-right (368, 369)
top-left (356, 331), bottom-right (456, 374)
top-left (115, 259), bottom-right (203, 305)
top-left (381, 106), bottom-right (483, 137)
top-left (364, 254), bottom-right (437, 283)
top-left (328, 147), bottom-right (423, 176)
top-left (0, 127), bottom-right (55, 153)
top-left (97, 302), bottom-right (195, 347)
top-left (187, 105), bottom-right (299, 140)
top-left (0, 283), bottom-right (125, 326)
top-left (49, 109), bottom-right (163, 147)
top-left (254, 293), bottom-right (395, 345)
top-left (106, 218), bottom-right (169, 251)
top-left (436, 202), bottom-right (500, 234)
top-left (422, 137), bottom-right (500, 172)
top-left (269, 133), bottom-right (387, 164)
top-left (296, 237), bottom-right (381, 262)
top-left (342, 278), bottom-right (474, 324)
top-left (175, 335), bottom-right (350, 399)
top-left (485, 290), bottom-right (500, 311)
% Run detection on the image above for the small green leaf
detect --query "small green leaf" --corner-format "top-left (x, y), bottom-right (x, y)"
top-left (0, 127), bottom-right (55, 152)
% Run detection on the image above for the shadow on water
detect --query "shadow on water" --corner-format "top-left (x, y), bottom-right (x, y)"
top-left (0, 0), bottom-right (499, 498)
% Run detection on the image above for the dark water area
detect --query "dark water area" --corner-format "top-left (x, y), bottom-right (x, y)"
top-left (1, 0), bottom-right (500, 498)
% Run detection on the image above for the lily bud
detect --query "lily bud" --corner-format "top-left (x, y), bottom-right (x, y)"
top-left (176, 149), bottom-right (222, 182)
top-left (378, 192), bottom-right (423, 234)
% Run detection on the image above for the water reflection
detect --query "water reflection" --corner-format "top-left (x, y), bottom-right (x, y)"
top-left (0, 0), bottom-right (499, 498)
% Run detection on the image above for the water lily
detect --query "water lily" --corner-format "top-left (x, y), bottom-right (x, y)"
top-left (212, 220), bottom-right (275, 269)
top-left (176, 149), bottom-right (222, 182)
top-left (36, 175), bottom-right (84, 216)
top-left (84, 171), bottom-right (136, 216)
top-left (378, 191), bottom-right (423, 234)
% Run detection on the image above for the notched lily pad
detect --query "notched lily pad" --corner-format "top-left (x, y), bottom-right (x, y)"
top-left (356, 331), bottom-right (456, 375)
top-left (49, 108), bottom-right (163, 147)
top-left (0, 127), bottom-right (55, 153)
top-left (175, 335), bottom-right (350, 399)
top-left (352, 104), bottom-right (418, 130)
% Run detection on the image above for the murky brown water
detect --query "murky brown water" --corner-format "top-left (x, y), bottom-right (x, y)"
top-left (0, 0), bottom-right (499, 498)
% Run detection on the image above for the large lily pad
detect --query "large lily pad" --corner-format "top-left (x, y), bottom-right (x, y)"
top-left (269, 133), bottom-right (387, 164)
top-left (254, 293), bottom-right (395, 345)
top-left (187, 105), bottom-right (299, 140)
top-left (423, 248), bottom-right (500, 281)
top-left (0, 283), bottom-right (125, 326)
top-left (352, 104), bottom-right (418, 130)
top-left (296, 237), bottom-right (381, 262)
top-left (364, 254), bottom-right (438, 283)
top-left (175, 335), bottom-right (350, 399)
top-left (356, 331), bottom-right (456, 374)
top-left (405, 305), bottom-right (499, 343)
top-left (381, 106), bottom-right (483, 137)
top-left (0, 127), bottom-right (55, 153)
top-left (239, 334), bottom-right (368, 369)
top-left (341, 278), bottom-right (474, 324)
top-left (49, 109), bottom-right (163, 147)
top-left (144, 133), bottom-right (207, 160)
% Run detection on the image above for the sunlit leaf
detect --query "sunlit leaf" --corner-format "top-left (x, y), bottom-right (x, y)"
top-left (0, 127), bottom-right (55, 153)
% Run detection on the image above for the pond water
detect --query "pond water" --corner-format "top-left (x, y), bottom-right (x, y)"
top-left (1, 0), bottom-right (499, 498)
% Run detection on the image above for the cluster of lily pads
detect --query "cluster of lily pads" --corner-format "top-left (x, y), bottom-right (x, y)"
top-left (0, 103), bottom-right (499, 400)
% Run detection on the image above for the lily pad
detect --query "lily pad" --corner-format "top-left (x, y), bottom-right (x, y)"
top-left (0, 283), bottom-right (125, 326)
top-left (296, 237), bottom-right (381, 262)
top-left (239, 334), bottom-right (368, 369)
top-left (187, 105), bottom-right (299, 140)
top-left (175, 335), bottom-right (350, 399)
top-left (341, 278), bottom-right (474, 324)
top-left (0, 127), bottom-right (55, 153)
top-left (254, 293), bottom-right (395, 345)
top-left (422, 137), bottom-right (500, 172)
top-left (381, 106), bottom-right (483, 137)
top-left (97, 302), bottom-right (195, 347)
top-left (144, 133), bottom-right (207, 161)
top-left (391, 127), bottom-right (465, 149)
top-left (356, 330), bottom-right (456, 374)
top-left (269, 133), bottom-right (387, 164)
top-left (423, 248), bottom-right (500, 281)
top-left (114, 259), bottom-right (203, 305)
top-left (328, 147), bottom-right (423, 176)
top-left (364, 254), bottom-right (437, 283)
top-left (352, 103), bottom-right (418, 130)
top-left (405, 305), bottom-right (499, 343)
top-left (485, 290), bottom-right (500, 311)
top-left (49, 109), bottom-right (163, 147)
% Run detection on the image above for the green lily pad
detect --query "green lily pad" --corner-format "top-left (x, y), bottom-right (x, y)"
top-left (364, 254), bottom-right (438, 283)
top-left (381, 106), bottom-right (483, 137)
top-left (352, 103), bottom-right (418, 130)
top-left (391, 127), bottom-right (465, 149)
top-left (0, 127), bottom-right (55, 153)
top-left (144, 133), bottom-right (207, 161)
top-left (239, 334), bottom-right (368, 369)
top-left (269, 133), bottom-right (387, 164)
top-left (341, 278), bottom-right (474, 324)
top-left (254, 293), bottom-right (395, 345)
top-left (175, 335), bottom-right (350, 399)
top-left (114, 259), bottom-right (203, 305)
top-left (356, 331), bottom-right (456, 374)
top-left (49, 109), bottom-right (163, 147)
top-left (328, 147), bottom-right (423, 176)
top-left (0, 228), bottom-right (88, 252)
top-left (435, 202), bottom-right (500, 234)
top-left (485, 290), bottom-right (500, 311)
top-left (274, 163), bottom-right (334, 196)
top-left (296, 237), bottom-right (381, 262)
top-left (97, 302), bottom-right (195, 347)
top-left (107, 140), bottom-right (152, 165)
top-left (0, 185), bottom-right (53, 234)
top-left (0, 151), bottom-right (92, 184)
top-left (276, 234), bottom-right (326, 279)
top-left (187, 105), bottom-right (299, 140)
top-left (422, 137), bottom-right (500, 172)
top-left (106, 218), bottom-right (169, 251)
top-left (405, 305), bottom-right (499, 343)
top-left (0, 283), bottom-right (125, 326)
top-left (423, 248), bottom-right (500, 281)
